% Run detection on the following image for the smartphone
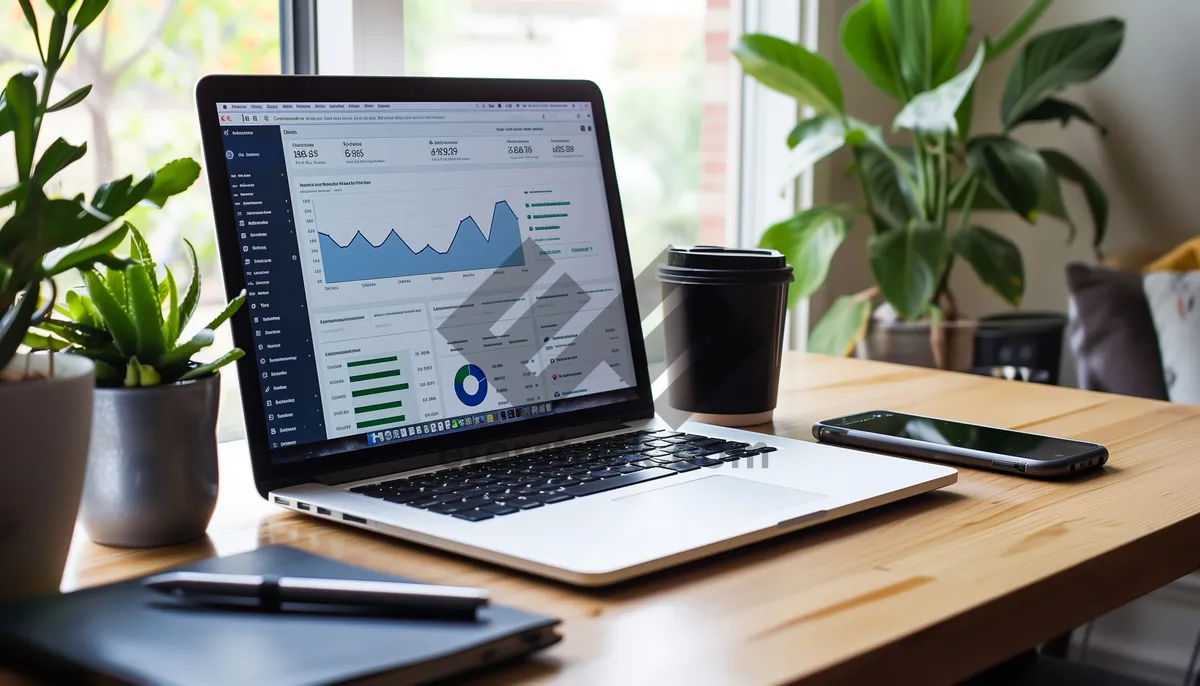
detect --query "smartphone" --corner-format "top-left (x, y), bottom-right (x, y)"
top-left (813, 410), bottom-right (1108, 478)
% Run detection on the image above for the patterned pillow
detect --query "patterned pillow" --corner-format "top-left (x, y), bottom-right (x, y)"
top-left (1143, 272), bottom-right (1200, 404)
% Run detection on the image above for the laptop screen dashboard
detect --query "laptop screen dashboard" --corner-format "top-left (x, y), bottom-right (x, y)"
top-left (201, 82), bottom-right (648, 473)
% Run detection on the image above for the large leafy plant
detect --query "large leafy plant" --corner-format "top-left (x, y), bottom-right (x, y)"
top-left (28, 225), bottom-right (247, 387)
top-left (0, 0), bottom-right (198, 377)
top-left (734, 0), bottom-right (1123, 358)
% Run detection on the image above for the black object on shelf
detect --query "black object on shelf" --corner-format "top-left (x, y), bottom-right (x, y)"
top-left (972, 312), bottom-right (1068, 385)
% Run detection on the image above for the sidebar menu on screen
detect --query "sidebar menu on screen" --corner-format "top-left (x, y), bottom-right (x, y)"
top-left (221, 126), bottom-right (326, 448)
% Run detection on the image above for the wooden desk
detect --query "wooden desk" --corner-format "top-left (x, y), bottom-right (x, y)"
top-left (57, 354), bottom-right (1200, 684)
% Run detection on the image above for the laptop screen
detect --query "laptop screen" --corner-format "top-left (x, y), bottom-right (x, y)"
top-left (214, 100), bottom-right (638, 462)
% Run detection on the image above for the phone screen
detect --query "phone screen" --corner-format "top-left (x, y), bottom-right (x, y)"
top-left (827, 412), bottom-right (1093, 461)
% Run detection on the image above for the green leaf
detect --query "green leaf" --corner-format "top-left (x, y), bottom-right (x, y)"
top-left (808, 294), bottom-right (873, 357)
top-left (1001, 18), bottom-right (1124, 128)
top-left (985, 0), bottom-right (1054, 61)
top-left (158, 328), bottom-right (215, 369)
top-left (930, 0), bottom-right (971, 85)
top-left (32, 138), bottom-right (87, 185)
top-left (841, 0), bottom-right (905, 100)
top-left (1009, 97), bottom-right (1106, 134)
top-left (869, 223), bottom-right (949, 320)
top-left (758, 208), bottom-right (851, 309)
top-left (126, 223), bottom-right (158, 300)
top-left (105, 265), bottom-right (126, 306)
top-left (0, 198), bottom-right (92, 256)
top-left (37, 318), bottom-right (110, 347)
top-left (142, 158), bottom-right (201, 208)
top-left (952, 226), bottom-right (1025, 306)
top-left (124, 261), bottom-right (166, 362)
top-left (64, 289), bottom-right (101, 328)
top-left (45, 84), bottom-right (91, 113)
top-left (859, 146), bottom-right (921, 231)
top-left (71, 0), bottom-right (109, 35)
top-left (178, 239), bottom-right (201, 330)
top-left (0, 182), bottom-right (26, 210)
top-left (16, 0), bottom-right (42, 60)
top-left (179, 348), bottom-right (245, 382)
top-left (894, 45), bottom-right (984, 135)
top-left (87, 173), bottom-right (154, 228)
top-left (23, 332), bottom-right (69, 352)
top-left (46, 0), bottom-right (78, 13)
top-left (0, 281), bottom-right (39, 368)
top-left (201, 290), bottom-right (246, 332)
top-left (1040, 148), bottom-right (1108, 247)
top-left (783, 115), bottom-right (863, 182)
top-left (886, 0), bottom-right (933, 95)
top-left (83, 269), bottom-right (136, 356)
top-left (6, 71), bottom-right (38, 181)
top-left (123, 357), bottom-right (161, 388)
top-left (164, 267), bottom-right (179, 346)
top-left (1036, 169), bottom-right (1076, 242)
top-left (954, 84), bottom-right (976, 142)
top-left (42, 223), bottom-right (129, 277)
top-left (733, 34), bottom-right (844, 114)
top-left (965, 135), bottom-right (1047, 221)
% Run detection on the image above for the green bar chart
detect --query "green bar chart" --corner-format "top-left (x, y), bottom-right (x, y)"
top-left (346, 352), bottom-right (414, 430)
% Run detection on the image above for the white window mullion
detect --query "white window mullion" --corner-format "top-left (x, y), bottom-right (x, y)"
top-left (315, 0), bottom-right (406, 76)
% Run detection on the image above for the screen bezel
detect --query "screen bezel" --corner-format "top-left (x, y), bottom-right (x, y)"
top-left (195, 75), bottom-right (654, 496)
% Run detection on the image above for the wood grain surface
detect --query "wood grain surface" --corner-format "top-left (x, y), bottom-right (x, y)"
top-left (47, 354), bottom-right (1200, 684)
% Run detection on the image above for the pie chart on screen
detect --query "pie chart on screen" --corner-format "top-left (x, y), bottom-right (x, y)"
top-left (454, 364), bottom-right (488, 407)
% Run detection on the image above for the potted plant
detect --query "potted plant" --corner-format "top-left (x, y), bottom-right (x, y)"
top-left (0, 0), bottom-right (197, 600)
top-left (30, 224), bottom-right (246, 548)
top-left (734, 0), bottom-right (1122, 369)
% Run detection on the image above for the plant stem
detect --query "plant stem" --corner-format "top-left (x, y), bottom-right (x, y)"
top-left (935, 133), bottom-right (949, 230)
top-left (956, 176), bottom-right (980, 233)
top-left (851, 147), bottom-right (882, 234)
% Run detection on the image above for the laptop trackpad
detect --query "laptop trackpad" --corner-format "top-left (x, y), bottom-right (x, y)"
top-left (612, 475), bottom-right (827, 525)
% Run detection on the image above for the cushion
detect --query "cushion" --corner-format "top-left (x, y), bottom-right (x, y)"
top-left (1146, 237), bottom-right (1200, 272)
top-left (1143, 271), bottom-right (1200, 404)
top-left (1065, 263), bottom-right (1168, 400)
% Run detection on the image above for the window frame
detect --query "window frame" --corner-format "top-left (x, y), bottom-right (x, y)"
top-left (287, 0), bottom-right (812, 342)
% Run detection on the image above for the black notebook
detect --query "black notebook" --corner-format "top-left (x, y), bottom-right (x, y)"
top-left (0, 545), bottom-right (560, 685)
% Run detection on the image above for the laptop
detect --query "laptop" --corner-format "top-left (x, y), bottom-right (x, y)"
top-left (195, 75), bottom-right (956, 586)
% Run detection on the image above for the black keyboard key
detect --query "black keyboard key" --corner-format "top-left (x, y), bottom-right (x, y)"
top-left (692, 457), bottom-right (722, 467)
top-left (409, 497), bottom-right (444, 509)
top-left (480, 504), bottom-right (519, 516)
top-left (586, 469), bottom-right (620, 479)
top-left (532, 493), bottom-right (574, 504)
top-left (687, 437), bottom-right (724, 448)
top-left (758, 446), bottom-right (778, 453)
top-left (633, 459), bottom-right (662, 469)
top-left (712, 441), bottom-right (750, 452)
top-left (511, 498), bottom-right (543, 510)
top-left (611, 464), bottom-right (642, 474)
top-left (650, 431), bottom-right (683, 439)
top-left (663, 461), bottom-right (701, 473)
top-left (642, 450), bottom-right (670, 458)
top-left (561, 468), bottom-right (675, 497)
top-left (428, 502), bottom-right (474, 514)
top-left (381, 491), bottom-right (424, 504)
top-left (453, 510), bottom-right (494, 522)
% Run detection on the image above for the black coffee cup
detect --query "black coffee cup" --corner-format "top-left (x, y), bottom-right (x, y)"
top-left (656, 246), bottom-right (794, 426)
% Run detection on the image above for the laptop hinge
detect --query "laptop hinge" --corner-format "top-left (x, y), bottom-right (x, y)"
top-left (315, 418), bottom-right (636, 486)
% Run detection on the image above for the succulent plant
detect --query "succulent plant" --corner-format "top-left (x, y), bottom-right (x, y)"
top-left (0, 0), bottom-right (197, 377)
top-left (27, 224), bottom-right (247, 387)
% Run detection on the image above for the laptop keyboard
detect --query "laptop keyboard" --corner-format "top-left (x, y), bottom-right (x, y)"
top-left (348, 429), bottom-right (778, 522)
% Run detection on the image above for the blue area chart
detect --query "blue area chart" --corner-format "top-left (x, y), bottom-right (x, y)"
top-left (318, 200), bottom-right (526, 283)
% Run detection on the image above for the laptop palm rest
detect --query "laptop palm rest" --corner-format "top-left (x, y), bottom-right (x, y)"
top-left (611, 475), bottom-right (827, 527)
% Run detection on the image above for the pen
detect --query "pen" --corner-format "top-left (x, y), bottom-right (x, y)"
top-left (144, 572), bottom-right (489, 618)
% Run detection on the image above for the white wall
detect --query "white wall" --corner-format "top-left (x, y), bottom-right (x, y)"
top-left (813, 0), bottom-right (1200, 385)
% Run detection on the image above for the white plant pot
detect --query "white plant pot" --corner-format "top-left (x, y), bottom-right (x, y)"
top-left (0, 353), bottom-right (94, 602)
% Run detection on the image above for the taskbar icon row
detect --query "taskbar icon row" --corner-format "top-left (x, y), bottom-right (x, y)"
top-left (365, 401), bottom-right (555, 446)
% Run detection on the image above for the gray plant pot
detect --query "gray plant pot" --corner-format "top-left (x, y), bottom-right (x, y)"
top-left (0, 353), bottom-right (94, 602)
top-left (80, 372), bottom-right (221, 548)
top-left (857, 318), bottom-right (977, 372)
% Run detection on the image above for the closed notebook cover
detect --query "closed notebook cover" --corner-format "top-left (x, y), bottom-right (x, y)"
top-left (0, 545), bottom-right (560, 686)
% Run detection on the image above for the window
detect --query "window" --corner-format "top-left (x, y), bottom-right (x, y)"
top-left (1, 0), bottom-right (280, 441)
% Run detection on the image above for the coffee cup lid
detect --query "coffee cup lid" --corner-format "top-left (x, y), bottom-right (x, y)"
top-left (658, 246), bottom-right (793, 285)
